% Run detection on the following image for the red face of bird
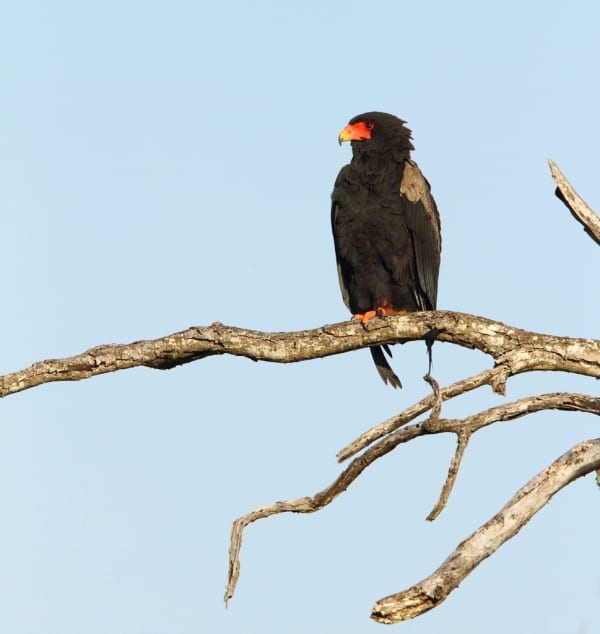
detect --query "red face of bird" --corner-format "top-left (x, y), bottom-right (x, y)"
top-left (337, 112), bottom-right (415, 154)
top-left (338, 120), bottom-right (374, 145)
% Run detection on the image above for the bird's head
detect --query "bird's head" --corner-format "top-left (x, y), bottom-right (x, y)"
top-left (338, 112), bottom-right (414, 157)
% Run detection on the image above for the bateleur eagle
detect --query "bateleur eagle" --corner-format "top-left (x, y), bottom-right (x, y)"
top-left (331, 112), bottom-right (441, 388)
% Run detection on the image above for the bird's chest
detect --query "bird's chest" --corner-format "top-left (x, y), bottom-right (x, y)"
top-left (332, 160), bottom-right (411, 264)
top-left (336, 159), bottom-right (404, 215)
top-left (335, 178), bottom-right (404, 232)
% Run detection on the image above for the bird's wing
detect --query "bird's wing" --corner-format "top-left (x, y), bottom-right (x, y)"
top-left (399, 160), bottom-right (442, 309)
top-left (331, 166), bottom-right (352, 312)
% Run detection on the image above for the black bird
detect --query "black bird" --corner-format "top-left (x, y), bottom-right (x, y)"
top-left (331, 112), bottom-right (441, 387)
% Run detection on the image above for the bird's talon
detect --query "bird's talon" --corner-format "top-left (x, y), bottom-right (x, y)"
top-left (353, 310), bottom-right (378, 325)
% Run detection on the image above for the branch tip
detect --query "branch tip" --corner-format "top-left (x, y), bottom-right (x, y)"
top-left (549, 160), bottom-right (600, 246)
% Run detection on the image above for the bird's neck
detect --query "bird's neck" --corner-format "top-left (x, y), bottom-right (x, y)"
top-left (347, 154), bottom-right (406, 191)
top-left (351, 143), bottom-right (411, 164)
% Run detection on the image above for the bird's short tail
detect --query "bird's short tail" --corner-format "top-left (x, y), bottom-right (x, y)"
top-left (370, 345), bottom-right (402, 389)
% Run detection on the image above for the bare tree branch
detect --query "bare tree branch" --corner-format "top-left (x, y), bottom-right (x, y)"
top-left (225, 391), bottom-right (600, 602)
top-left (371, 438), bottom-right (600, 623)
top-left (1, 312), bottom-right (599, 400)
top-left (549, 159), bottom-right (600, 246)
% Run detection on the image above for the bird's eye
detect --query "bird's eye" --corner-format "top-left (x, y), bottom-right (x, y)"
top-left (365, 122), bottom-right (374, 130)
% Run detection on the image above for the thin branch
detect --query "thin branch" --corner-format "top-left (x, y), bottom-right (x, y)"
top-left (340, 375), bottom-right (600, 462)
top-left (439, 392), bottom-right (600, 435)
top-left (1, 312), bottom-right (599, 400)
top-left (337, 366), bottom-right (507, 462)
top-left (225, 392), bottom-right (600, 602)
top-left (549, 160), bottom-right (600, 246)
top-left (426, 431), bottom-right (470, 522)
top-left (371, 438), bottom-right (600, 623)
top-left (225, 422), bottom-right (425, 604)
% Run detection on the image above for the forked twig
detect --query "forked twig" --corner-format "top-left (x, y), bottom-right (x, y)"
top-left (337, 366), bottom-right (508, 463)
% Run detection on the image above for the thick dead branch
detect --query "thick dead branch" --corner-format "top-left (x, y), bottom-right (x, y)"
top-left (549, 160), bottom-right (600, 246)
top-left (371, 438), bottom-right (600, 623)
top-left (1, 312), bottom-right (599, 400)
top-left (226, 391), bottom-right (600, 602)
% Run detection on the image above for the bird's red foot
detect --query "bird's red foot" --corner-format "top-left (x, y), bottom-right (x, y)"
top-left (354, 306), bottom-right (409, 324)
top-left (354, 310), bottom-right (378, 324)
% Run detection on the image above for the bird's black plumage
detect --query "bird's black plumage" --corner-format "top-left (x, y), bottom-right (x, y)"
top-left (331, 112), bottom-right (441, 387)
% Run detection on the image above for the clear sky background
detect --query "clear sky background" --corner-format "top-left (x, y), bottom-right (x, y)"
top-left (1, 1), bottom-right (599, 632)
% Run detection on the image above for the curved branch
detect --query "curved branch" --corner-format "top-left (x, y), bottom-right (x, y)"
top-left (1, 312), bottom-right (599, 399)
top-left (225, 422), bottom-right (425, 604)
top-left (371, 438), bottom-right (600, 623)
top-left (426, 392), bottom-right (600, 435)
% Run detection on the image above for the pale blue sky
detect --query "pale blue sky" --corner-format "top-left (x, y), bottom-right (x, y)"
top-left (1, 1), bottom-right (599, 632)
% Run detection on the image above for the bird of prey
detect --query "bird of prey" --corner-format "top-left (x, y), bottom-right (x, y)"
top-left (331, 112), bottom-right (441, 388)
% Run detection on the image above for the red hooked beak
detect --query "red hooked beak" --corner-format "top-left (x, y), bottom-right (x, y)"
top-left (338, 121), bottom-right (373, 145)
